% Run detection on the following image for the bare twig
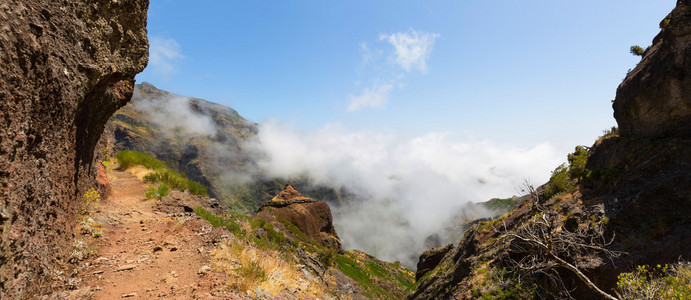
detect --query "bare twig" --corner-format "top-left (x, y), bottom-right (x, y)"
top-left (503, 182), bottom-right (624, 300)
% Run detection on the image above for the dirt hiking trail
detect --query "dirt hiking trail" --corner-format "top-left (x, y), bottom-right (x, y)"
top-left (79, 170), bottom-right (241, 299)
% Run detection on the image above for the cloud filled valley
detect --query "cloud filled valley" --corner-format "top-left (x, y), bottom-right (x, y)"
top-left (246, 122), bottom-right (564, 266)
top-left (128, 89), bottom-right (566, 267)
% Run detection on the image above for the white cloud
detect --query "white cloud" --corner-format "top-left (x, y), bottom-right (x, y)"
top-left (347, 29), bottom-right (439, 112)
top-left (246, 122), bottom-right (565, 267)
top-left (132, 90), bottom-right (216, 137)
top-left (148, 36), bottom-right (184, 79)
top-left (347, 82), bottom-right (394, 111)
top-left (359, 42), bottom-right (383, 67)
top-left (379, 29), bottom-right (440, 73)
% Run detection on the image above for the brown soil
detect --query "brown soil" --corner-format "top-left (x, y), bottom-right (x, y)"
top-left (78, 170), bottom-right (245, 299)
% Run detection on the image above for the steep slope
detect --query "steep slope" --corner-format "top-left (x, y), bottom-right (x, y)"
top-left (105, 83), bottom-right (342, 213)
top-left (410, 1), bottom-right (691, 299)
top-left (105, 82), bottom-right (258, 204)
top-left (0, 0), bottom-right (148, 297)
top-left (252, 185), bottom-right (416, 299)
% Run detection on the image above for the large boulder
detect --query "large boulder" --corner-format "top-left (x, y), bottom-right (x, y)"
top-left (0, 0), bottom-right (148, 296)
top-left (613, 0), bottom-right (691, 138)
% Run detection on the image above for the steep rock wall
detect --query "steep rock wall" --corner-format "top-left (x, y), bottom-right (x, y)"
top-left (614, 0), bottom-right (691, 138)
top-left (0, 0), bottom-right (148, 296)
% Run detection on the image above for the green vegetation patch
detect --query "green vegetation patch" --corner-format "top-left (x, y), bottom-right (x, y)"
top-left (334, 254), bottom-right (373, 288)
top-left (484, 198), bottom-right (522, 212)
top-left (116, 150), bottom-right (208, 197)
top-left (194, 206), bottom-right (244, 236)
top-left (115, 149), bottom-right (166, 170)
top-left (194, 207), bottom-right (287, 251)
top-left (276, 216), bottom-right (320, 248)
top-left (333, 252), bottom-right (413, 299)
top-left (144, 170), bottom-right (208, 197)
top-left (145, 183), bottom-right (170, 200)
top-left (249, 217), bottom-right (287, 250)
top-left (616, 262), bottom-right (691, 300)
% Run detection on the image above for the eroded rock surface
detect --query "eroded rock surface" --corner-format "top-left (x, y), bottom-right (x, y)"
top-left (415, 244), bottom-right (453, 281)
top-left (614, 0), bottom-right (691, 138)
top-left (258, 185), bottom-right (342, 252)
top-left (0, 0), bottom-right (148, 296)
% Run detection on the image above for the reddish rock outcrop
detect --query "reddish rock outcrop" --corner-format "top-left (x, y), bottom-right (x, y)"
top-left (258, 185), bottom-right (342, 251)
top-left (271, 184), bottom-right (306, 202)
top-left (0, 0), bottom-right (148, 296)
top-left (613, 0), bottom-right (691, 138)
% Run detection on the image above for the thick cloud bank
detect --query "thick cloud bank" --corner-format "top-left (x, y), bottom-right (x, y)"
top-left (247, 121), bottom-right (564, 267)
top-left (129, 92), bottom-right (565, 267)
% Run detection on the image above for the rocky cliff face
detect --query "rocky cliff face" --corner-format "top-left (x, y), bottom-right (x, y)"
top-left (614, 0), bottom-right (691, 138)
top-left (410, 2), bottom-right (691, 299)
top-left (0, 0), bottom-right (148, 296)
top-left (584, 0), bottom-right (691, 289)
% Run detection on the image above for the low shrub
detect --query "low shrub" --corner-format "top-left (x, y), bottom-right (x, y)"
top-left (616, 262), bottom-right (691, 300)
top-left (567, 146), bottom-right (590, 181)
top-left (601, 126), bottom-right (619, 139)
top-left (317, 248), bottom-right (335, 267)
top-left (630, 45), bottom-right (645, 56)
top-left (544, 163), bottom-right (571, 199)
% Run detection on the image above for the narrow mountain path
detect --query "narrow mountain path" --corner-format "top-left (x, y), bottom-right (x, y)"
top-left (79, 170), bottom-right (238, 299)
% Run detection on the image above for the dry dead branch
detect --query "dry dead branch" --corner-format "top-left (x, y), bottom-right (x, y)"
top-left (503, 183), bottom-right (624, 300)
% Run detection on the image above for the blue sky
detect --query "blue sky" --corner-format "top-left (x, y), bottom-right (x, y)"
top-left (137, 1), bottom-right (675, 149)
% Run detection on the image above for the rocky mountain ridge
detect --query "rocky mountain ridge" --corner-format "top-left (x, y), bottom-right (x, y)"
top-left (105, 82), bottom-right (258, 203)
top-left (105, 82), bottom-right (345, 214)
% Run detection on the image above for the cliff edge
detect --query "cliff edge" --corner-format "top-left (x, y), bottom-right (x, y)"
top-left (0, 0), bottom-right (148, 296)
top-left (614, 0), bottom-right (691, 138)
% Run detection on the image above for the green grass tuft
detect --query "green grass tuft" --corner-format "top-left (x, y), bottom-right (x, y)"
top-left (144, 169), bottom-right (208, 197)
top-left (116, 150), bottom-right (208, 197)
top-left (145, 183), bottom-right (170, 199)
top-left (115, 150), bottom-right (166, 170)
top-left (194, 206), bottom-right (244, 236)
